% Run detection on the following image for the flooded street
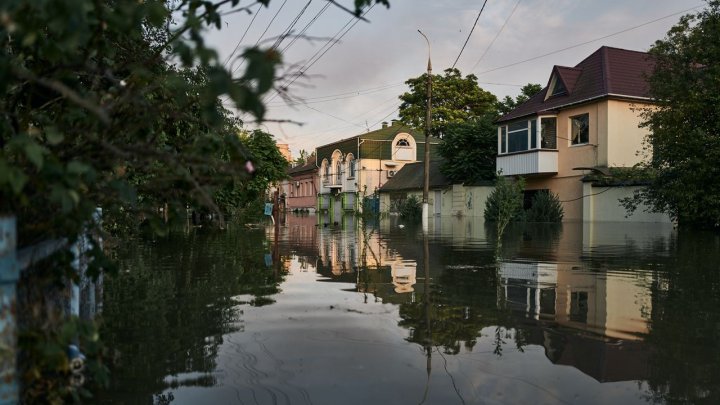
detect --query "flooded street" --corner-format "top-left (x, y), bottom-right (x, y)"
top-left (98, 215), bottom-right (720, 404)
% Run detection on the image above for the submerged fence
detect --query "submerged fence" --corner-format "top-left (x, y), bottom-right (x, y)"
top-left (0, 214), bottom-right (103, 404)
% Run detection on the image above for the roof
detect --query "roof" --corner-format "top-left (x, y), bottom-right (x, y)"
top-left (315, 122), bottom-right (441, 163)
top-left (497, 46), bottom-right (655, 123)
top-left (287, 155), bottom-right (317, 175)
top-left (378, 160), bottom-right (451, 192)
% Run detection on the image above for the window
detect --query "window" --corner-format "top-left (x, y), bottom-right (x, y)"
top-left (393, 134), bottom-right (415, 161)
top-left (570, 113), bottom-right (589, 145)
top-left (507, 121), bottom-right (529, 153)
top-left (335, 161), bottom-right (342, 184)
top-left (541, 117), bottom-right (557, 149)
top-left (322, 159), bottom-right (329, 180)
top-left (500, 127), bottom-right (507, 153)
top-left (499, 117), bottom-right (560, 154)
top-left (569, 291), bottom-right (588, 323)
top-left (550, 78), bottom-right (566, 96)
top-left (348, 159), bottom-right (356, 179)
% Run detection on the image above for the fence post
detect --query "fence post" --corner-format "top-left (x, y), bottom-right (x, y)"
top-left (0, 216), bottom-right (18, 404)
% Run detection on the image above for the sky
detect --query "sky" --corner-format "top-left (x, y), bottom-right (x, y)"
top-left (204, 0), bottom-right (705, 158)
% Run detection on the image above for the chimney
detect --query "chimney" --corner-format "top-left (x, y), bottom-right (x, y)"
top-left (382, 121), bottom-right (388, 128)
top-left (391, 119), bottom-right (398, 126)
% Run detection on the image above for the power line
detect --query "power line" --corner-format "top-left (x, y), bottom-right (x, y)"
top-left (223, 2), bottom-right (263, 68)
top-left (280, 2), bottom-right (332, 54)
top-left (266, 83), bottom-right (403, 106)
top-left (265, 4), bottom-right (376, 105)
top-left (269, 0), bottom-right (313, 51)
top-left (470, 0), bottom-right (521, 72)
top-left (476, 4), bottom-right (703, 76)
top-left (451, 0), bottom-right (488, 69)
top-left (369, 106), bottom-right (399, 130)
top-left (232, 0), bottom-right (288, 75)
top-left (301, 104), bottom-right (366, 129)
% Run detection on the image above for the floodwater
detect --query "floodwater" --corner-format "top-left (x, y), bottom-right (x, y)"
top-left (98, 215), bottom-right (720, 404)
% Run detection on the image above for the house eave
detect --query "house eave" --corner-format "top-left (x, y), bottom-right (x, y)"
top-left (496, 94), bottom-right (653, 124)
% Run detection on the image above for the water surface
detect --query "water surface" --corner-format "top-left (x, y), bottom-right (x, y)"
top-left (99, 215), bottom-right (720, 404)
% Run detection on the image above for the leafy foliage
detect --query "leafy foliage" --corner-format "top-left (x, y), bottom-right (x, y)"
top-left (0, 0), bottom-right (390, 401)
top-left (398, 68), bottom-right (497, 138)
top-left (438, 117), bottom-right (497, 184)
top-left (526, 191), bottom-right (564, 222)
top-left (496, 83), bottom-right (542, 116)
top-left (398, 195), bottom-right (422, 221)
top-left (215, 130), bottom-right (288, 220)
top-left (624, 1), bottom-right (720, 227)
top-left (484, 176), bottom-right (525, 236)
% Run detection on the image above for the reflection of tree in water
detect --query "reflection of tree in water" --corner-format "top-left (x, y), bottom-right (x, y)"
top-left (644, 230), bottom-right (720, 404)
top-left (98, 226), bottom-right (281, 404)
top-left (398, 263), bottom-right (516, 355)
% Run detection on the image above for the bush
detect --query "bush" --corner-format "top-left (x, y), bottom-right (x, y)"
top-left (399, 195), bottom-right (422, 221)
top-left (526, 191), bottom-right (564, 222)
top-left (484, 177), bottom-right (525, 223)
top-left (484, 177), bottom-right (525, 238)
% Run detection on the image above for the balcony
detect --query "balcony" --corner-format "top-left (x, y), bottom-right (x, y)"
top-left (496, 149), bottom-right (558, 176)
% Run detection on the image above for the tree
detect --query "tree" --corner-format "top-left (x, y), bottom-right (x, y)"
top-left (0, 0), bottom-right (391, 400)
top-left (624, 1), bottom-right (720, 227)
top-left (398, 68), bottom-right (497, 138)
top-left (484, 176), bottom-right (525, 238)
top-left (496, 83), bottom-right (543, 116)
top-left (293, 149), bottom-right (313, 166)
top-left (438, 116), bottom-right (497, 184)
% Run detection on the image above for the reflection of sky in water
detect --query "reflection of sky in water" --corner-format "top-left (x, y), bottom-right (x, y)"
top-left (159, 257), bottom-right (647, 405)
top-left (101, 217), bottom-right (720, 404)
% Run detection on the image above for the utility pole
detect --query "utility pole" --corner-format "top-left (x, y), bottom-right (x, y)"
top-left (418, 30), bottom-right (432, 232)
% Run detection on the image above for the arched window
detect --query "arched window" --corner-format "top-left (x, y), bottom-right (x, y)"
top-left (335, 161), bottom-right (342, 184)
top-left (349, 159), bottom-right (356, 178)
top-left (322, 159), bottom-right (330, 182)
top-left (393, 133), bottom-right (416, 161)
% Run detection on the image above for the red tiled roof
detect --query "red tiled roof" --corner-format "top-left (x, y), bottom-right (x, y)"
top-left (497, 46), bottom-right (655, 123)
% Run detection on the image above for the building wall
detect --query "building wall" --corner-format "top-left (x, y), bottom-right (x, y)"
top-left (554, 102), bottom-right (604, 176)
top-left (285, 170), bottom-right (318, 212)
top-left (606, 100), bottom-right (652, 167)
top-left (379, 185), bottom-right (494, 218)
top-left (524, 175), bottom-right (585, 221)
top-left (582, 183), bottom-right (671, 223)
top-left (517, 99), bottom-right (662, 222)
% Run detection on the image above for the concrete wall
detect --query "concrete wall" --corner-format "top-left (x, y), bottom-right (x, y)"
top-left (379, 185), bottom-right (494, 218)
top-left (582, 183), bottom-right (671, 223)
top-left (524, 175), bottom-right (585, 221)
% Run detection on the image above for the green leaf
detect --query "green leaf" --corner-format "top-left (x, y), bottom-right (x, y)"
top-left (67, 161), bottom-right (92, 176)
top-left (45, 126), bottom-right (64, 145)
top-left (23, 141), bottom-right (45, 169)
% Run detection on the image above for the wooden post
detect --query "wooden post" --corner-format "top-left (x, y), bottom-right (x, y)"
top-left (0, 216), bottom-right (18, 404)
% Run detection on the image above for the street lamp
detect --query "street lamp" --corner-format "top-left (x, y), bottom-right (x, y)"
top-left (418, 30), bottom-right (432, 231)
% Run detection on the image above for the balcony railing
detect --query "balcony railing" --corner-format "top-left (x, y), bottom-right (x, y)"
top-left (496, 149), bottom-right (558, 176)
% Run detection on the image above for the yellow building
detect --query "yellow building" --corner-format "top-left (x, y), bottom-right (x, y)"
top-left (496, 46), bottom-right (670, 222)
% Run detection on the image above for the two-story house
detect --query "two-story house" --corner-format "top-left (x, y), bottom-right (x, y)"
top-left (315, 121), bottom-right (440, 219)
top-left (496, 46), bottom-right (669, 222)
top-left (281, 155), bottom-right (318, 213)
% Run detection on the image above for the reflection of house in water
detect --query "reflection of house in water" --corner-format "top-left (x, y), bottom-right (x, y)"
top-left (279, 214), bottom-right (320, 270)
top-left (495, 222), bottom-right (672, 383)
top-left (314, 220), bottom-right (419, 303)
top-left (500, 261), bottom-right (651, 340)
